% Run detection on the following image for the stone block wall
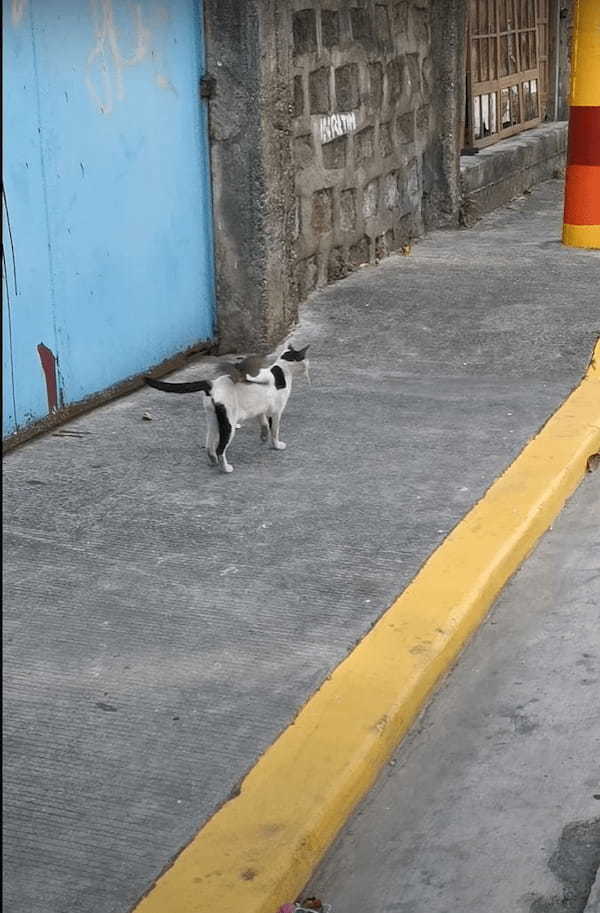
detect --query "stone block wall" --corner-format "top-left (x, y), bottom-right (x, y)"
top-left (291, 0), bottom-right (435, 298)
top-left (203, 0), bottom-right (464, 349)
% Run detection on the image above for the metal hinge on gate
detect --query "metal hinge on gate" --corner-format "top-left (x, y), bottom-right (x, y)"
top-left (199, 74), bottom-right (216, 100)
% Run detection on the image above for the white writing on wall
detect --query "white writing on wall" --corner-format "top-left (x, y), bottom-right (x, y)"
top-left (319, 112), bottom-right (357, 144)
top-left (12, 0), bottom-right (27, 25)
top-left (86, 0), bottom-right (150, 115)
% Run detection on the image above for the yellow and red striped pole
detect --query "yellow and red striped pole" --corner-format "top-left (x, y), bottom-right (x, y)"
top-left (562, 0), bottom-right (600, 249)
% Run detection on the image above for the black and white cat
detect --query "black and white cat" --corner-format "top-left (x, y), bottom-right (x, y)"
top-left (145, 344), bottom-right (310, 474)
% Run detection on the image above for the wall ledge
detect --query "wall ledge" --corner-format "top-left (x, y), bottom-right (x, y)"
top-left (460, 121), bottom-right (568, 224)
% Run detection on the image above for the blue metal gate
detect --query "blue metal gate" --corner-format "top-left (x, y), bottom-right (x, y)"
top-left (2, 0), bottom-right (215, 439)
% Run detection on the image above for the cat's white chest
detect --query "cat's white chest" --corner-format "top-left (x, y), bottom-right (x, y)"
top-left (236, 381), bottom-right (289, 422)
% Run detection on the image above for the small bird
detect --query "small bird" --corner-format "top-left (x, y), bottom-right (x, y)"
top-left (218, 354), bottom-right (271, 384)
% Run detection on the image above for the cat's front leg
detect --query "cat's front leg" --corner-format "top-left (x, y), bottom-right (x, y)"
top-left (268, 413), bottom-right (286, 450)
top-left (214, 403), bottom-right (235, 473)
top-left (218, 453), bottom-right (234, 473)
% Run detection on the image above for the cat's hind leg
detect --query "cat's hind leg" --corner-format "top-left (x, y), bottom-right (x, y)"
top-left (268, 413), bottom-right (286, 450)
top-left (258, 414), bottom-right (269, 442)
top-left (205, 409), bottom-right (219, 465)
top-left (215, 402), bottom-right (235, 473)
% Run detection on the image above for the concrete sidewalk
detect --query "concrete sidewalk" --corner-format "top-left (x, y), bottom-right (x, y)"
top-left (2, 180), bottom-right (599, 913)
top-left (307, 470), bottom-right (600, 913)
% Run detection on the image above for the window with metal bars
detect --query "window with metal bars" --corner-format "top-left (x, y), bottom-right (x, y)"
top-left (465, 0), bottom-right (551, 150)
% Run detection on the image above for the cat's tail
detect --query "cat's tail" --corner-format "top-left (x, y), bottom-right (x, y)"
top-left (144, 377), bottom-right (212, 395)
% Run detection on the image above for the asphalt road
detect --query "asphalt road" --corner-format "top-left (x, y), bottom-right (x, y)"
top-left (308, 471), bottom-right (600, 913)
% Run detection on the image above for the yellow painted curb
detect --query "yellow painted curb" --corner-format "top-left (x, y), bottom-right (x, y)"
top-left (134, 338), bottom-right (600, 913)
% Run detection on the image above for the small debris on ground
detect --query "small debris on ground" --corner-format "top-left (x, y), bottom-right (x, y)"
top-left (587, 452), bottom-right (600, 473)
top-left (401, 243), bottom-right (412, 256)
top-left (277, 899), bottom-right (332, 913)
top-left (142, 412), bottom-right (153, 421)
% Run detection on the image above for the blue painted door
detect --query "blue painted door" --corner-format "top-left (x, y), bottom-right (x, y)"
top-left (2, 0), bottom-right (215, 438)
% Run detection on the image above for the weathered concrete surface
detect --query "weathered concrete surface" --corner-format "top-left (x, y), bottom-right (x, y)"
top-left (461, 122), bottom-right (568, 224)
top-left (586, 868), bottom-right (600, 913)
top-left (3, 180), bottom-right (599, 913)
top-left (307, 471), bottom-right (600, 913)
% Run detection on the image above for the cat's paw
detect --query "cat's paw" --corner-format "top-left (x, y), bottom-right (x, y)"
top-left (220, 463), bottom-right (234, 473)
top-left (207, 452), bottom-right (218, 465)
top-left (260, 426), bottom-right (269, 442)
top-left (272, 441), bottom-right (286, 450)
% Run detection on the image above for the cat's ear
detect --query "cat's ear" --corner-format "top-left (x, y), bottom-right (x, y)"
top-left (281, 343), bottom-right (309, 362)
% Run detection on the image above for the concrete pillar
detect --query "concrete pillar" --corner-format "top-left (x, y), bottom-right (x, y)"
top-left (562, 0), bottom-right (600, 249)
top-left (423, 0), bottom-right (467, 230)
top-left (204, 0), bottom-right (295, 353)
